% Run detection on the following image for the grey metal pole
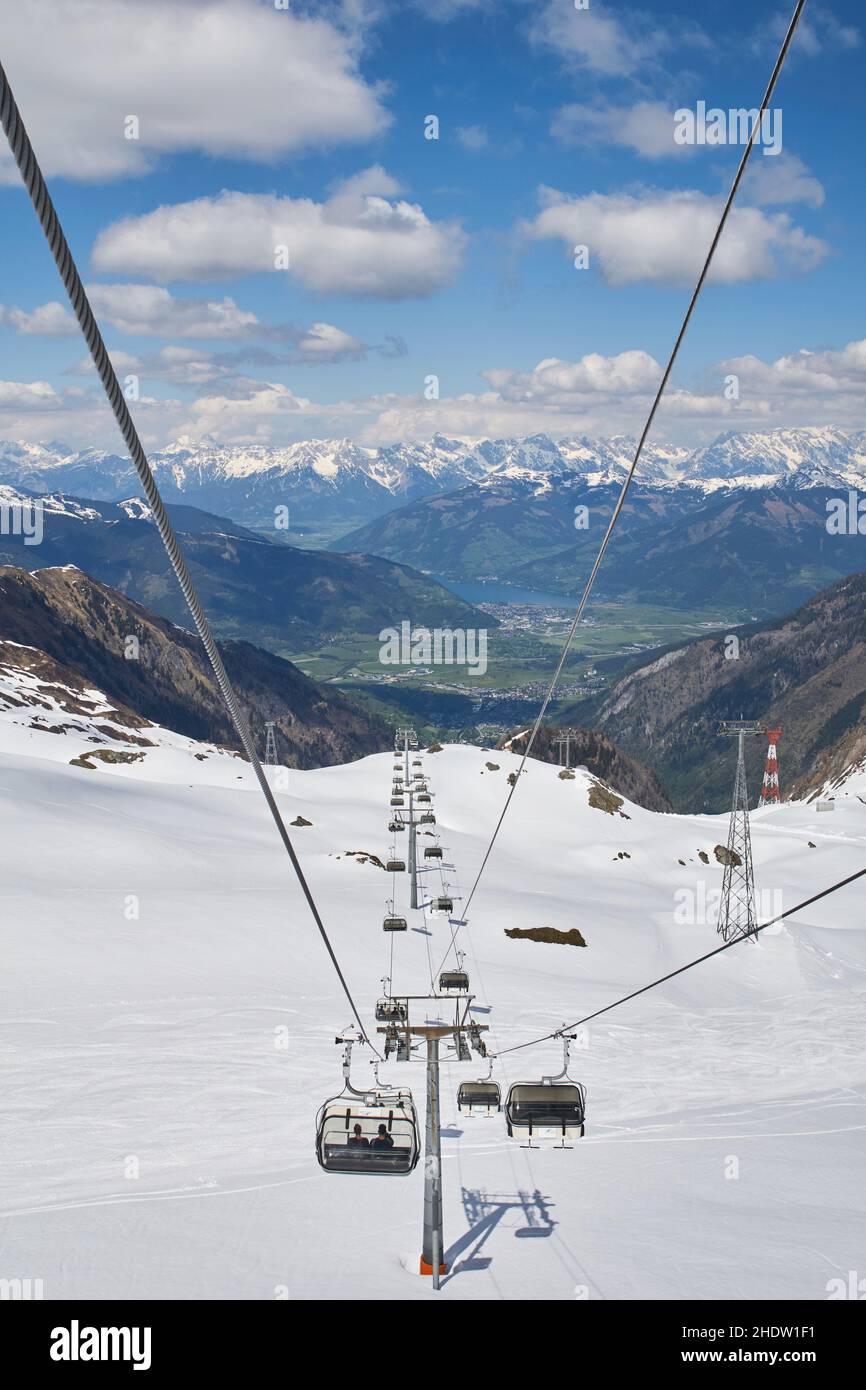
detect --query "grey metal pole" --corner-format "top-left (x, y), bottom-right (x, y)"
top-left (421, 1035), bottom-right (444, 1287)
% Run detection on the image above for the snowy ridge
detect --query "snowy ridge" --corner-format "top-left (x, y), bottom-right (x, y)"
top-left (2, 427), bottom-right (866, 512)
top-left (0, 643), bottom-right (240, 780)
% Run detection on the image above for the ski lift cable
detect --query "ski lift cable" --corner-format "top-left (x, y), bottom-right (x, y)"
top-left (0, 60), bottom-right (377, 1052)
top-left (493, 864), bottom-right (866, 1058)
top-left (459, 0), bottom-right (808, 924)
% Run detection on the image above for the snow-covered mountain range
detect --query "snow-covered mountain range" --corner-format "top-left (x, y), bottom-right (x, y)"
top-left (2, 427), bottom-right (864, 530)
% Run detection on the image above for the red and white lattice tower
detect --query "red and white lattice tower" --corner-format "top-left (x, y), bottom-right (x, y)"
top-left (760, 728), bottom-right (782, 805)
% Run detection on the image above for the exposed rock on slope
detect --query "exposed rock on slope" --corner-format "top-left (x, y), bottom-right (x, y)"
top-left (501, 725), bottom-right (673, 812)
top-left (582, 569), bottom-right (866, 812)
top-left (0, 566), bottom-right (389, 767)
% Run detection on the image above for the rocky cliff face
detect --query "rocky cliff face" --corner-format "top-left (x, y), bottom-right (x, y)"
top-left (500, 724), bottom-right (674, 813)
top-left (582, 569), bottom-right (866, 811)
top-left (0, 565), bottom-right (390, 767)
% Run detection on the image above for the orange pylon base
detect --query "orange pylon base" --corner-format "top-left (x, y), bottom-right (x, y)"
top-left (419, 1258), bottom-right (447, 1276)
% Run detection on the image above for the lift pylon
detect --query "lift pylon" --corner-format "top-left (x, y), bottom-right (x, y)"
top-left (717, 720), bottom-right (764, 943)
top-left (378, 1015), bottom-right (487, 1290)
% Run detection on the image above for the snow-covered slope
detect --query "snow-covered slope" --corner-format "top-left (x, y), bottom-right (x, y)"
top-left (0, 638), bottom-right (243, 777)
top-left (1, 712), bottom-right (864, 1301)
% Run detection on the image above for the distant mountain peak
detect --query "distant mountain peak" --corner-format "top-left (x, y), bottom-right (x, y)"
top-left (1, 426), bottom-right (865, 531)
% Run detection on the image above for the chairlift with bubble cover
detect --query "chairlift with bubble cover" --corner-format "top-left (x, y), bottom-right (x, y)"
top-left (504, 1032), bottom-right (586, 1148)
top-left (316, 1036), bottom-right (419, 1176)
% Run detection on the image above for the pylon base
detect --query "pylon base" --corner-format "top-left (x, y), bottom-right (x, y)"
top-left (419, 1258), bottom-right (447, 1276)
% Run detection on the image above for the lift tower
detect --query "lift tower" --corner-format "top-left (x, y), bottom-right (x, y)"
top-left (717, 720), bottom-right (763, 943)
top-left (553, 728), bottom-right (578, 768)
top-left (264, 721), bottom-right (278, 766)
top-left (760, 728), bottom-right (783, 805)
top-left (378, 1008), bottom-right (487, 1291)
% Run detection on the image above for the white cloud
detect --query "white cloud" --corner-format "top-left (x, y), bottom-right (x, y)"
top-left (294, 322), bottom-right (367, 361)
top-left (743, 153), bottom-right (825, 210)
top-left (522, 187), bottom-right (829, 286)
top-left (7, 333), bottom-right (866, 452)
top-left (70, 327), bottom-right (371, 388)
top-left (0, 302), bottom-right (76, 337)
top-left (331, 165), bottom-right (403, 198)
top-left (86, 286), bottom-right (261, 340)
top-left (456, 125), bottom-right (489, 151)
top-left (0, 379), bottom-right (68, 409)
top-left (551, 100), bottom-right (686, 158)
top-left (0, 286), bottom-right (372, 365)
top-left (92, 175), bottom-right (466, 299)
top-left (483, 351), bottom-right (661, 402)
top-left (0, 0), bottom-right (388, 185)
top-left (529, 0), bottom-right (675, 76)
top-left (720, 340), bottom-right (866, 398)
top-left (753, 9), bottom-right (860, 60)
top-left (0, 377), bottom-right (173, 446)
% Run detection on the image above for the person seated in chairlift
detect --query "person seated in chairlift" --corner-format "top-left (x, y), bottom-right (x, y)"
top-left (347, 1123), bottom-right (369, 1148)
top-left (370, 1123), bottom-right (394, 1150)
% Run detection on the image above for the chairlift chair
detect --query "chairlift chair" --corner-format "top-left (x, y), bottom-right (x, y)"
top-left (424, 845), bottom-right (443, 860)
top-left (433, 896), bottom-right (453, 914)
top-left (420, 811), bottom-right (436, 825)
top-left (417, 793), bottom-right (431, 804)
top-left (458, 1059), bottom-right (501, 1115)
top-left (386, 858), bottom-right (406, 873)
top-left (316, 1038), bottom-right (419, 1176)
top-left (390, 797), bottom-right (404, 807)
top-left (504, 1034), bottom-right (586, 1147)
top-left (439, 968), bottom-right (469, 994)
top-left (383, 914), bottom-right (407, 932)
top-left (375, 996), bottom-right (408, 1021)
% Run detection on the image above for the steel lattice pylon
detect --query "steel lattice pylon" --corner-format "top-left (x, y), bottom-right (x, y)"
top-left (718, 722), bottom-right (763, 943)
top-left (264, 721), bottom-right (278, 766)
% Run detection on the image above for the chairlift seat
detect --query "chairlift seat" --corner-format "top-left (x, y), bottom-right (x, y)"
top-left (385, 859), bottom-right (406, 873)
top-left (376, 997), bottom-right (408, 1021)
top-left (439, 969), bottom-right (469, 993)
top-left (316, 1094), bottom-right (419, 1175)
top-left (504, 1081), bottom-right (586, 1142)
top-left (424, 846), bottom-right (443, 860)
top-left (433, 897), bottom-right (453, 914)
top-left (458, 1081), bottom-right (501, 1114)
top-left (383, 914), bottom-right (408, 931)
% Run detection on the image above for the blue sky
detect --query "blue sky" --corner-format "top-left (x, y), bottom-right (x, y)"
top-left (0, 0), bottom-right (863, 451)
